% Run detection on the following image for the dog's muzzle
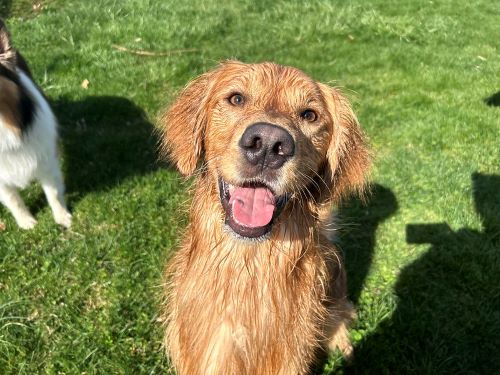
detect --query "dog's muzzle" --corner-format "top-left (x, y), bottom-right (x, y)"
top-left (217, 123), bottom-right (293, 240)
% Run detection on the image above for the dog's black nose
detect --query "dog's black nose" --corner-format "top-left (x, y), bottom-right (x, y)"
top-left (239, 122), bottom-right (295, 169)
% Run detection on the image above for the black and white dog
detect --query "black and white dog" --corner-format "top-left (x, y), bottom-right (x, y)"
top-left (0, 19), bottom-right (71, 229)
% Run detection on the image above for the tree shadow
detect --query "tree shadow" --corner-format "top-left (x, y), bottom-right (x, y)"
top-left (484, 91), bottom-right (500, 107)
top-left (338, 184), bottom-right (399, 304)
top-left (347, 173), bottom-right (500, 374)
top-left (52, 96), bottom-right (162, 202)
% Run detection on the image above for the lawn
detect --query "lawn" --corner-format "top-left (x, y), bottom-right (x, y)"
top-left (0, 0), bottom-right (499, 374)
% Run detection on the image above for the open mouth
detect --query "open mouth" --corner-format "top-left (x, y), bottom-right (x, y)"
top-left (218, 177), bottom-right (288, 239)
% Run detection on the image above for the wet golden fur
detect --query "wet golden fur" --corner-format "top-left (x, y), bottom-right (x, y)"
top-left (160, 61), bottom-right (370, 375)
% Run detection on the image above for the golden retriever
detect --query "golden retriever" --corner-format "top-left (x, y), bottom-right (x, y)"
top-left (160, 61), bottom-right (370, 375)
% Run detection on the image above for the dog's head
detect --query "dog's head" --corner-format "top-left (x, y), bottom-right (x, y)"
top-left (0, 19), bottom-right (35, 139)
top-left (0, 19), bottom-right (16, 68)
top-left (162, 61), bottom-right (370, 240)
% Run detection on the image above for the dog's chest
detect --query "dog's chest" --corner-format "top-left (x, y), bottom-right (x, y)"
top-left (175, 246), bottom-right (326, 373)
top-left (0, 116), bottom-right (50, 187)
top-left (0, 138), bottom-right (39, 186)
top-left (0, 71), bottom-right (58, 187)
top-left (0, 115), bottom-right (23, 150)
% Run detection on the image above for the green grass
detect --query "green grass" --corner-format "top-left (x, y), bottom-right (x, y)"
top-left (0, 0), bottom-right (499, 373)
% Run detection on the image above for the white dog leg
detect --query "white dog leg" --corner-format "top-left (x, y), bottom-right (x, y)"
top-left (38, 161), bottom-right (72, 228)
top-left (0, 184), bottom-right (37, 229)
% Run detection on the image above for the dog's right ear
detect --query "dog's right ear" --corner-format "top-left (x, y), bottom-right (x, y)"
top-left (160, 71), bottom-right (215, 176)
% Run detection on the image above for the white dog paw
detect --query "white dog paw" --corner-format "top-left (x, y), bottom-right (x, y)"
top-left (54, 210), bottom-right (72, 228)
top-left (16, 215), bottom-right (38, 230)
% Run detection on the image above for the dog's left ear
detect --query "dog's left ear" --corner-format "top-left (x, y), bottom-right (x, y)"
top-left (0, 19), bottom-right (16, 66)
top-left (317, 83), bottom-right (371, 203)
top-left (160, 71), bottom-right (216, 176)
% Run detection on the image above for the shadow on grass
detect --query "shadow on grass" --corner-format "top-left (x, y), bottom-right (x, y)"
top-left (346, 173), bottom-right (500, 374)
top-left (0, 0), bottom-right (11, 18)
top-left (338, 184), bottom-right (399, 304)
top-left (52, 96), bottom-right (163, 202)
top-left (313, 185), bottom-right (397, 374)
top-left (484, 91), bottom-right (500, 107)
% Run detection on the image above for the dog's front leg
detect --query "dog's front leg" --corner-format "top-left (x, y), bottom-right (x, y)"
top-left (37, 160), bottom-right (71, 228)
top-left (0, 184), bottom-right (37, 229)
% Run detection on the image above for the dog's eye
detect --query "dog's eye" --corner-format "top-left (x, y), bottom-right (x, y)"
top-left (228, 93), bottom-right (245, 106)
top-left (301, 109), bottom-right (317, 122)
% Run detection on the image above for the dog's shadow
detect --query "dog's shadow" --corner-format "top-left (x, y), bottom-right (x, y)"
top-left (338, 184), bottom-right (399, 304)
top-left (345, 172), bottom-right (500, 373)
top-left (52, 96), bottom-right (161, 202)
top-left (0, 1), bottom-right (12, 18)
top-left (484, 91), bottom-right (500, 107)
top-left (312, 185), bottom-right (397, 374)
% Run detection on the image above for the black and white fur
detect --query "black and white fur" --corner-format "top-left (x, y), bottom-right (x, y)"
top-left (0, 20), bottom-right (71, 229)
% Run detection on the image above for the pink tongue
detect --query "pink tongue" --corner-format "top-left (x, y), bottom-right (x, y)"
top-left (229, 186), bottom-right (276, 228)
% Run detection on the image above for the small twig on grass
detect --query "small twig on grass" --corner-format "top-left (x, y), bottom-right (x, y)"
top-left (111, 44), bottom-right (199, 57)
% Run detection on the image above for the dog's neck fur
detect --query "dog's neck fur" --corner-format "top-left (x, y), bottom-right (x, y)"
top-left (165, 177), bottom-right (337, 375)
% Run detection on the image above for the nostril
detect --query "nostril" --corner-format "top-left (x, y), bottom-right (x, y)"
top-left (241, 134), bottom-right (262, 151)
top-left (273, 142), bottom-right (284, 156)
top-left (271, 136), bottom-right (294, 159)
top-left (254, 137), bottom-right (262, 150)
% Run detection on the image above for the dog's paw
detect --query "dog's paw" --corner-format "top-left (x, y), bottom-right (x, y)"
top-left (327, 312), bottom-right (355, 362)
top-left (54, 209), bottom-right (72, 228)
top-left (339, 341), bottom-right (354, 362)
top-left (16, 215), bottom-right (38, 230)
